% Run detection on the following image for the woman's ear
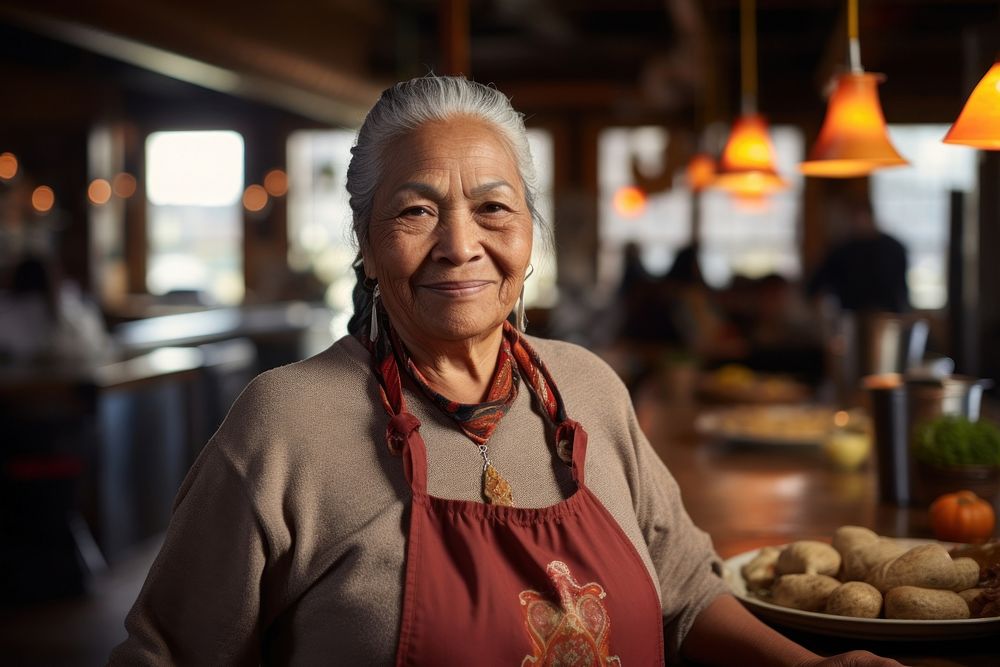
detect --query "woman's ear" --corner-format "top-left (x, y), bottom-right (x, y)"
top-left (360, 243), bottom-right (376, 280)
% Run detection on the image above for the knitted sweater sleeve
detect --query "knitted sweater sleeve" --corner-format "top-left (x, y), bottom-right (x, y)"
top-left (107, 424), bottom-right (270, 665)
top-left (624, 397), bottom-right (731, 661)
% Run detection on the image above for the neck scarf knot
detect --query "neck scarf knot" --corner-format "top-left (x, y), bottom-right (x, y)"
top-left (362, 318), bottom-right (571, 462)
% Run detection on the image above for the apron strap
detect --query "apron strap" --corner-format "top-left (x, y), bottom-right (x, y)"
top-left (387, 412), bottom-right (427, 494)
top-left (556, 419), bottom-right (589, 486)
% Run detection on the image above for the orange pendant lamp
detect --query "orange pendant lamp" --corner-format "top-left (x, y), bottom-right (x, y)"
top-left (685, 153), bottom-right (716, 192)
top-left (943, 59), bottom-right (1000, 149)
top-left (799, 0), bottom-right (907, 177)
top-left (715, 0), bottom-right (787, 198)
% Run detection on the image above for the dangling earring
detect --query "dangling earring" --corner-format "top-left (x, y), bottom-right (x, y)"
top-left (515, 264), bottom-right (534, 333)
top-left (369, 284), bottom-right (381, 343)
top-left (515, 291), bottom-right (527, 333)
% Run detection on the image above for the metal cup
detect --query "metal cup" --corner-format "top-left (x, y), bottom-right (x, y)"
top-left (863, 374), bottom-right (911, 505)
top-left (905, 374), bottom-right (989, 426)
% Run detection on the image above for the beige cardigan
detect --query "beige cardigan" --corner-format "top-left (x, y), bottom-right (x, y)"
top-left (109, 335), bottom-right (728, 665)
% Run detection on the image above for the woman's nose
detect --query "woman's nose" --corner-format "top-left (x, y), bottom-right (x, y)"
top-left (431, 208), bottom-right (483, 265)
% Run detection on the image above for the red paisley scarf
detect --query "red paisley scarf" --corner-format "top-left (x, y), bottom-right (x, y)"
top-left (398, 329), bottom-right (519, 446)
top-left (363, 317), bottom-right (567, 453)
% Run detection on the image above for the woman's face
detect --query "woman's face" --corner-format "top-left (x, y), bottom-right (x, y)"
top-left (362, 117), bottom-right (534, 347)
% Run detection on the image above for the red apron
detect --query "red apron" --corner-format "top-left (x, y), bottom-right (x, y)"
top-left (388, 410), bottom-right (665, 665)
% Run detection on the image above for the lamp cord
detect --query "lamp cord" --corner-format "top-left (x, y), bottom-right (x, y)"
top-left (740, 0), bottom-right (757, 114)
top-left (848, 0), bottom-right (863, 73)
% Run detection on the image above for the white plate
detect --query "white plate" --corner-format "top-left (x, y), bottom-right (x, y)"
top-left (724, 545), bottom-right (1000, 641)
top-left (695, 405), bottom-right (834, 447)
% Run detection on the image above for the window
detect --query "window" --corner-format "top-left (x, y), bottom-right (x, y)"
top-left (145, 131), bottom-right (245, 305)
top-left (871, 125), bottom-right (978, 310)
top-left (598, 126), bottom-right (690, 286)
top-left (524, 130), bottom-right (558, 308)
top-left (287, 127), bottom-right (557, 337)
top-left (286, 129), bottom-right (357, 336)
top-left (598, 125), bottom-right (805, 290)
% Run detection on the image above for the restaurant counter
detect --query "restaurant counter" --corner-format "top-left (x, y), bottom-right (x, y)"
top-left (636, 389), bottom-right (998, 666)
top-left (111, 300), bottom-right (328, 373)
top-left (1, 302), bottom-right (334, 601)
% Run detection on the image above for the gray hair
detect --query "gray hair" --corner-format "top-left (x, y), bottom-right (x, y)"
top-left (345, 75), bottom-right (546, 249)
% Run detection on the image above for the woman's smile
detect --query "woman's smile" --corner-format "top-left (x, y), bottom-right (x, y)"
top-left (419, 280), bottom-right (494, 298)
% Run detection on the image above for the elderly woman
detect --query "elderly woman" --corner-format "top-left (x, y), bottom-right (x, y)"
top-left (110, 76), bottom-right (899, 666)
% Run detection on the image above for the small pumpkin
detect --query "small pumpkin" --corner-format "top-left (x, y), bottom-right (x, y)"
top-left (929, 490), bottom-right (996, 544)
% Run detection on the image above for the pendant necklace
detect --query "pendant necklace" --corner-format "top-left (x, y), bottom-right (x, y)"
top-left (477, 443), bottom-right (514, 506)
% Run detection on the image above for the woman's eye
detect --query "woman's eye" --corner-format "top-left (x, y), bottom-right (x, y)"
top-left (480, 202), bottom-right (508, 215)
top-left (400, 206), bottom-right (432, 218)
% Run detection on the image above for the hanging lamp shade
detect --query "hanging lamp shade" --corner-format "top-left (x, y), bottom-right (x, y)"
top-left (686, 153), bottom-right (716, 192)
top-left (715, 114), bottom-right (787, 198)
top-left (612, 185), bottom-right (647, 218)
top-left (714, 0), bottom-right (786, 199)
top-left (943, 60), bottom-right (1000, 149)
top-left (801, 0), bottom-right (908, 177)
top-left (799, 72), bottom-right (907, 177)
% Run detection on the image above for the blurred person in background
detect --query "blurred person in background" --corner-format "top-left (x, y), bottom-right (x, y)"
top-left (739, 273), bottom-right (825, 385)
top-left (659, 244), bottom-right (746, 363)
top-left (110, 75), bottom-right (900, 667)
top-left (0, 254), bottom-right (112, 365)
top-left (806, 196), bottom-right (910, 314)
top-left (806, 194), bottom-right (914, 393)
top-left (616, 241), bottom-right (672, 342)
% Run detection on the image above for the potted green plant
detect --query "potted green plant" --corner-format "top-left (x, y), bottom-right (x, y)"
top-left (912, 415), bottom-right (1000, 503)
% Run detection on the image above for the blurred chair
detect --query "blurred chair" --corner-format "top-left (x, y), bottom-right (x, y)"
top-left (0, 378), bottom-right (103, 602)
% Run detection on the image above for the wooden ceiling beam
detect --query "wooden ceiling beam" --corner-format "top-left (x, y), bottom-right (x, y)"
top-left (0, 2), bottom-right (386, 126)
top-left (440, 0), bottom-right (471, 76)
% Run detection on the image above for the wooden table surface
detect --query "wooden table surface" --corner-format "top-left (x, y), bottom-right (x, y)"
top-left (635, 389), bottom-right (999, 666)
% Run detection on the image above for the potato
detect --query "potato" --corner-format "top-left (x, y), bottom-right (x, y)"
top-left (832, 526), bottom-right (879, 558)
top-left (866, 543), bottom-right (981, 593)
top-left (771, 574), bottom-right (841, 612)
top-left (776, 540), bottom-right (841, 577)
top-left (825, 581), bottom-right (883, 618)
top-left (741, 545), bottom-right (782, 593)
top-left (884, 586), bottom-right (970, 620)
top-left (958, 588), bottom-right (984, 612)
top-left (951, 558), bottom-right (984, 591)
top-left (744, 528), bottom-right (988, 621)
top-left (841, 539), bottom-right (906, 581)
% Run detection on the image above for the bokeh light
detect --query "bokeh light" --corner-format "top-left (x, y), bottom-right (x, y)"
top-left (32, 185), bottom-right (55, 213)
top-left (112, 172), bottom-right (137, 198)
top-left (263, 168), bottom-right (288, 197)
top-left (243, 184), bottom-right (268, 212)
top-left (0, 152), bottom-right (18, 180)
top-left (88, 178), bottom-right (113, 205)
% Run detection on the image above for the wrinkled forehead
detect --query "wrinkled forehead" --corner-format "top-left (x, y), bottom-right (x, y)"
top-left (398, 116), bottom-right (517, 159)
top-left (376, 117), bottom-right (525, 191)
